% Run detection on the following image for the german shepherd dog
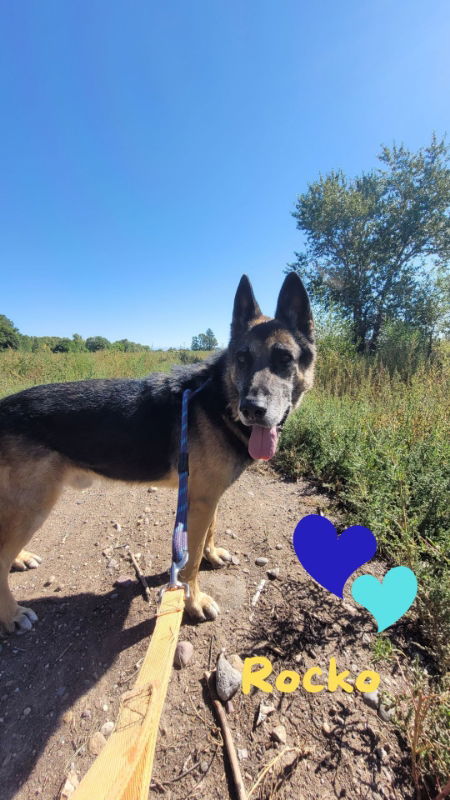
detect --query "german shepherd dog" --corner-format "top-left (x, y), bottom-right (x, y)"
top-left (0, 274), bottom-right (315, 635)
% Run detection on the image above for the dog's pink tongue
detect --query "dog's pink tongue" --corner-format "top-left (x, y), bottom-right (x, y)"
top-left (248, 425), bottom-right (279, 460)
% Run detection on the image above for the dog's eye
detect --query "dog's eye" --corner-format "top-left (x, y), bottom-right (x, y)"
top-left (274, 350), bottom-right (294, 366)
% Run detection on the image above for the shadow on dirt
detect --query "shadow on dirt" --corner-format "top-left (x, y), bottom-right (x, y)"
top-left (0, 569), bottom-right (177, 800)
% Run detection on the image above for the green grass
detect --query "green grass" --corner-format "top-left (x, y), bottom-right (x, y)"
top-left (276, 343), bottom-right (450, 792)
top-left (0, 348), bottom-right (208, 398)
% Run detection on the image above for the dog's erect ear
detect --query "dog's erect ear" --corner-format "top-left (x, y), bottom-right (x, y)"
top-left (275, 273), bottom-right (314, 339)
top-left (230, 275), bottom-right (262, 340)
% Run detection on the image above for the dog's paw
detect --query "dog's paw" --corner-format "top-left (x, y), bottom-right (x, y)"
top-left (0, 606), bottom-right (38, 636)
top-left (203, 546), bottom-right (232, 569)
top-left (11, 550), bottom-right (42, 571)
top-left (185, 591), bottom-right (220, 622)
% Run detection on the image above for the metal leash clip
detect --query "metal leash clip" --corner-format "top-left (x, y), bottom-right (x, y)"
top-left (159, 522), bottom-right (190, 600)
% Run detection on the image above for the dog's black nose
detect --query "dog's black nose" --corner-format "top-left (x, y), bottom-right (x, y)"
top-left (240, 398), bottom-right (267, 422)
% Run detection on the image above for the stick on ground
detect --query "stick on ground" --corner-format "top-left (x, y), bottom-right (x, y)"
top-left (127, 547), bottom-right (151, 603)
top-left (204, 670), bottom-right (248, 800)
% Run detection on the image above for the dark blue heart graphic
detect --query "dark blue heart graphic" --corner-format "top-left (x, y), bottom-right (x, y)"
top-left (293, 514), bottom-right (377, 597)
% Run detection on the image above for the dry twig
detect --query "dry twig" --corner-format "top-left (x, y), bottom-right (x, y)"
top-left (204, 670), bottom-right (248, 800)
top-left (127, 547), bottom-right (151, 603)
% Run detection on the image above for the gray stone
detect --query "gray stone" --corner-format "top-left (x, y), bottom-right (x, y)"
top-left (363, 690), bottom-right (380, 710)
top-left (231, 556), bottom-right (240, 565)
top-left (255, 557), bottom-right (269, 566)
top-left (379, 703), bottom-right (395, 722)
top-left (215, 653), bottom-right (241, 702)
top-left (237, 748), bottom-right (248, 761)
top-left (174, 641), bottom-right (194, 669)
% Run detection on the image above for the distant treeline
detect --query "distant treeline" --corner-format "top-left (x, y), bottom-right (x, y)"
top-left (0, 315), bottom-right (151, 353)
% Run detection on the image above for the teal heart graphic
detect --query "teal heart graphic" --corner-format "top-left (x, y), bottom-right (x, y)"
top-left (351, 566), bottom-right (418, 632)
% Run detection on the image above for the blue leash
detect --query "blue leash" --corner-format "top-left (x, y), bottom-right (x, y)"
top-left (167, 378), bottom-right (211, 595)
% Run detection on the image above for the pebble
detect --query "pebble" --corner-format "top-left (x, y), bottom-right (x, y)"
top-left (81, 709), bottom-right (92, 720)
top-left (88, 732), bottom-right (107, 756)
top-left (267, 567), bottom-right (280, 579)
top-left (60, 771), bottom-right (79, 799)
top-left (148, 487), bottom-right (158, 493)
top-left (322, 722), bottom-right (331, 735)
top-left (144, 506), bottom-right (151, 513)
top-left (255, 557), bottom-right (269, 566)
top-left (237, 748), bottom-right (248, 761)
top-left (376, 747), bottom-right (388, 762)
top-left (101, 721), bottom-right (115, 737)
top-left (343, 603), bottom-right (358, 617)
top-left (256, 702), bottom-right (275, 726)
top-left (231, 556), bottom-right (240, 565)
top-left (272, 724), bottom-right (287, 745)
top-left (275, 543), bottom-right (283, 550)
top-left (216, 653), bottom-right (242, 702)
top-left (243, 568), bottom-right (249, 574)
top-left (107, 559), bottom-right (119, 570)
top-left (44, 576), bottom-right (56, 587)
top-left (174, 641), bottom-right (194, 669)
top-left (23, 707), bottom-right (31, 717)
top-left (362, 633), bottom-right (371, 645)
top-left (362, 690), bottom-right (380, 709)
top-left (379, 703), bottom-right (395, 722)
top-left (112, 523), bottom-right (122, 532)
top-left (62, 711), bottom-right (74, 725)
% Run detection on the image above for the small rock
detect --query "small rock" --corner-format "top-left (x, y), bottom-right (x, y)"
top-left (112, 522), bottom-right (122, 532)
top-left (363, 690), bottom-right (380, 710)
top-left (362, 633), bottom-right (371, 645)
top-left (376, 746), bottom-right (388, 762)
top-left (88, 732), bottom-right (107, 756)
top-left (275, 543), bottom-right (283, 550)
top-left (60, 771), bottom-right (79, 799)
top-left (237, 747), bottom-right (248, 761)
top-left (174, 641), bottom-right (194, 669)
top-left (322, 722), bottom-right (332, 735)
top-left (148, 487), bottom-right (158, 493)
top-left (255, 557), bottom-right (269, 566)
top-left (272, 724), bottom-right (287, 744)
top-left (62, 711), bottom-right (74, 725)
top-left (107, 559), bottom-right (119, 570)
top-left (343, 603), bottom-right (358, 617)
top-left (267, 568), bottom-right (280, 579)
top-left (243, 568), bottom-right (249, 574)
top-left (231, 556), bottom-right (240, 565)
top-left (379, 703), bottom-right (395, 722)
top-left (44, 576), bottom-right (56, 587)
top-left (199, 760), bottom-right (209, 774)
top-left (229, 654), bottom-right (244, 673)
top-left (216, 653), bottom-right (241, 701)
top-left (101, 721), bottom-right (115, 737)
top-left (225, 700), bottom-right (234, 714)
top-left (23, 707), bottom-right (31, 717)
top-left (256, 702), bottom-right (276, 726)
top-left (54, 584), bottom-right (63, 592)
top-left (102, 704), bottom-right (109, 712)
top-left (225, 528), bottom-right (232, 535)
top-left (144, 506), bottom-right (151, 513)
top-left (81, 709), bottom-right (92, 720)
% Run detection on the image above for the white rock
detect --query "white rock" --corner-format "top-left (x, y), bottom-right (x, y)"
top-left (215, 653), bottom-right (241, 702)
top-left (272, 724), bottom-right (287, 744)
top-left (60, 771), bottom-right (79, 799)
top-left (101, 721), bottom-right (115, 737)
top-left (237, 748), bottom-right (248, 761)
top-left (255, 557), bottom-right (269, 566)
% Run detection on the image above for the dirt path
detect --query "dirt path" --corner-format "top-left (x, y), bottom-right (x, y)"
top-left (1, 464), bottom-right (414, 800)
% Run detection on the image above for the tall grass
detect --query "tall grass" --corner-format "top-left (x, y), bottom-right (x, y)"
top-left (0, 349), bottom-right (208, 398)
top-left (276, 341), bottom-right (450, 794)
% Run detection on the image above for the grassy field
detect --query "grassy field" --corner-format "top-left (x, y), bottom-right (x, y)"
top-left (1, 343), bottom-right (449, 790)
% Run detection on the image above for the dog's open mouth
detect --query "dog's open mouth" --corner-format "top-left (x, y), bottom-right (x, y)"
top-left (248, 425), bottom-right (279, 460)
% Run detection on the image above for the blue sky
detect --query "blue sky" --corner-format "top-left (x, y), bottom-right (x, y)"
top-left (1, 1), bottom-right (449, 348)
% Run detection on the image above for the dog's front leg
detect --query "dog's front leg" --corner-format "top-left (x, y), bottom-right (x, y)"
top-left (203, 509), bottom-right (232, 568)
top-left (181, 496), bottom-right (221, 621)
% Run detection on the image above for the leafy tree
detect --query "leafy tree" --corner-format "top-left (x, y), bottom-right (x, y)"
top-left (191, 329), bottom-right (218, 350)
top-left (85, 336), bottom-right (111, 352)
top-left (52, 338), bottom-right (73, 353)
top-left (287, 135), bottom-right (450, 352)
top-left (0, 315), bottom-right (20, 349)
top-left (71, 333), bottom-right (86, 352)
